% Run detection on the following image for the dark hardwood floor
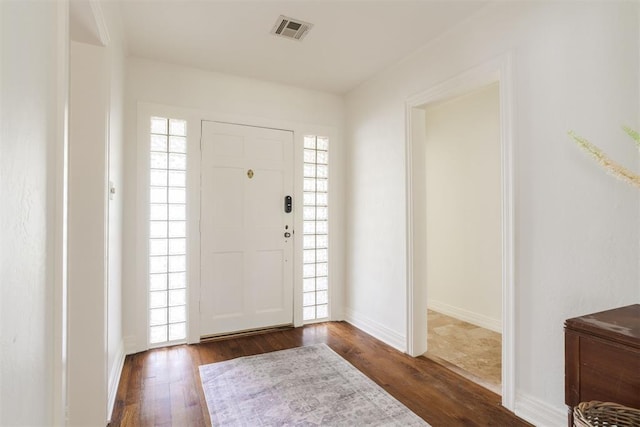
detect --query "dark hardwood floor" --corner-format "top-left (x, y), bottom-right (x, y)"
top-left (109, 322), bottom-right (531, 426)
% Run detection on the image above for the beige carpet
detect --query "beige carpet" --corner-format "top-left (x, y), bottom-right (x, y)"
top-left (425, 310), bottom-right (501, 393)
top-left (200, 344), bottom-right (429, 426)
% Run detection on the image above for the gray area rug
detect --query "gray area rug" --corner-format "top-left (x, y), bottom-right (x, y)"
top-left (199, 344), bottom-right (430, 426)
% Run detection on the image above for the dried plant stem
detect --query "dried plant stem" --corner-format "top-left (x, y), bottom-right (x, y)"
top-left (568, 130), bottom-right (640, 189)
top-left (623, 126), bottom-right (640, 148)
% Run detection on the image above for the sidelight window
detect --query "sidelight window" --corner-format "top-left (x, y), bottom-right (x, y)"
top-left (302, 135), bottom-right (329, 321)
top-left (148, 116), bottom-right (188, 345)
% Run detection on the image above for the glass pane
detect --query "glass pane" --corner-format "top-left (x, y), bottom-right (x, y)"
top-left (316, 221), bottom-right (328, 235)
top-left (150, 325), bottom-right (167, 344)
top-left (304, 136), bottom-right (316, 149)
top-left (304, 149), bottom-right (316, 163)
top-left (150, 187), bottom-right (167, 204)
top-left (150, 221), bottom-right (167, 238)
top-left (316, 207), bottom-right (328, 220)
top-left (316, 165), bottom-right (328, 178)
top-left (168, 322), bottom-right (186, 341)
top-left (169, 153), bottom-right (186, 170)
top-left (303, 306), bottom-right (315, 321)
top-left (168, 170), bottom-right (186, 187)
top-left (149, 273), bottom-right (167, 291)
top-left (151, 135), bottom-right (167, 152)
top-left (316, 193), bottom-right (328, 206)
top-left (316, 263), bottom-right (328, 277)
top-left (150, 307), bottom-right (167, 326)
top-left (303, 178), bottom-right (316, 192)
top-left (169, 119), bottom-right (186, 136)
top-left (168, 289), bottom-right (186, 306)
top-left (303, 164), bottom-right (316, 177)
top-left (150, 204), bottom-right (167, 221)
top-left (303, 278), bottom-right (315, 292)
top-left (168, 221), bottom-right (186, 238)
top-left (169, 136), bottom-right (187, 153)
top-left (168, 238), bottom-right (186, 255)
top-left (168, 272), bottom-right (186, 289)
top-left (169, 306), bottom-right (186, 323)
top-left (303, 249), bottom-right (315, 263)
top-left (149, 291), bottom-right (167, 309)
top-left (168, 188), bottom-right (186, 204)
top-left (316, 276), bottom-right (328, 290)
top-left (303, 292), bottom-right (315, 307)
top-left (316, 179), bottom-right (328, 192)
top-left (303, 193), bottom-right (315, 206)
top-left (168, 255), bottom-right (186, 272)
top-left (303, 263), bottom-right (315, 278)
top-left (151, 117), bottom-right (168, 134)
top-left (150, 152), bottom-right (168, 169)
top-left (303, 207), bottom-right (315, 220)
top-left (149, 239), bottom-right (168, 256)
top-left (317, 151), bottom-right (328, 164)
top-left (150, 169), bottom-right (168, 186)
top-left (303, 221), bottom-right (315, 234)
top-left (317, 290), bottom-right (328, 305)
top-left (316, 304), bottom-right (328, 319)
top-left (316, 248), bottom-right (328, 263)
top-left (317, 137), bottom-right (328, 150)
top-left (316, 235), bottom-right (328, 249)
top-left (303, 235), bottom-right (315, 249)
top-left (168, 204), bottom-right (186, 220)
top-left (149, 256), bottom-right (168, 274)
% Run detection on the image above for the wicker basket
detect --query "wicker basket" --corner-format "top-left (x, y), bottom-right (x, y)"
top-left (574, 401), bottom-right (640, 427)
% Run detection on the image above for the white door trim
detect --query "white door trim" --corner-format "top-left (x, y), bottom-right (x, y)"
top-left (53, 1), bottom-right (70, 424)
top-left (404, 53), bottom-right (516, 410)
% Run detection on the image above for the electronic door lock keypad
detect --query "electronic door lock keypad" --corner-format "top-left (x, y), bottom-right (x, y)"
top-left (284, 195), bottom-right (292, 213)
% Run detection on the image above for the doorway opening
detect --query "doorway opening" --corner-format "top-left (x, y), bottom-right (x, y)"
top-left (423, 83), bottom-right (502, 393)
top-left (405, 56), bottom-right (515, 409)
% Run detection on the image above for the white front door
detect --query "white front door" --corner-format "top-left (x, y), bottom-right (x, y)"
top-left (200, 121), bottom-right (294, 337)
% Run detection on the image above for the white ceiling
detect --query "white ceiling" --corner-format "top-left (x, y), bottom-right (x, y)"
top-left (118, 1), bottom-right (487, 94)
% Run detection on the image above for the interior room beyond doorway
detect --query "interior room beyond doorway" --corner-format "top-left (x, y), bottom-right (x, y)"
top-left (421, 82), bottom-right (503, 394)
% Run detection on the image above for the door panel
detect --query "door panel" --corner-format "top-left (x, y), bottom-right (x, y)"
top-left (200, 121), bottom-right (293, 337)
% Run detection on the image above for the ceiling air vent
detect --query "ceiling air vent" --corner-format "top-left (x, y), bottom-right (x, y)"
top-left (271, 15), bottom-right (313, 41)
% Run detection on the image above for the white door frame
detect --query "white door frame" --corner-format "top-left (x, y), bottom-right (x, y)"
top-left (404, 54), bottom-right (516, 410)
top-left (135, 103), bottom-right (342, 350)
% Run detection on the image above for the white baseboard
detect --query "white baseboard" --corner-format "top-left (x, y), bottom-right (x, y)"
top-left (428, 300), bottom-right (502, 333)
top-left (124, 334), bottom-right (139, 355)
top-left (107, 340), bottom-right (126, 423)
top-left (344, 307), bottom-right (406, 352)
top-left (515, 392), bottom-right (567, 427)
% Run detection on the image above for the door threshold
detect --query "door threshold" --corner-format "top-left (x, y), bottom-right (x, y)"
top-left (200, 324), bottom-right (294, 343)
top-left (421, 352), bottom-right (501, 396)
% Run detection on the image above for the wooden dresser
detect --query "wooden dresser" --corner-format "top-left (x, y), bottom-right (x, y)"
top-left (564, 304), bottom-right (640, 425)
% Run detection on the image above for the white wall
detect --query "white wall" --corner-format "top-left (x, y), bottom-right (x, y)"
top-left (424, 83), bottom-right (502, 331)
top-left (68, 40), bottom-right (109, 426)
top-left (68, 2), bottom-right (126, 424)
top-left (344, 2), bottom-right (639, 425)
top-left (102, 2), bottom-right (126, 418)
top-left (0, 1), bottom-right (66, 425)
top-left (123, 58), bottom-right (345, 353)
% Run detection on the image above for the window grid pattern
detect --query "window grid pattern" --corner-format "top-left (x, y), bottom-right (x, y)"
top-left (303, 136), bottom-right (329, 321)
top-left (148, 117), bottom-right (188, 344)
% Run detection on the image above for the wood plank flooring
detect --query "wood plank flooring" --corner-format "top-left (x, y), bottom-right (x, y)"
top-left (109, 322), bottom-right (531, 427)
